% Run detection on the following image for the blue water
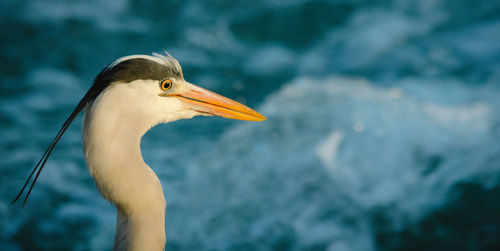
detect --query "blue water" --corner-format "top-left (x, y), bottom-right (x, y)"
top-left (1, 0), bottom-right (500, 250)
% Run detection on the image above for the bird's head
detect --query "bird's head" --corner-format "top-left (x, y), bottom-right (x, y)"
top-left (86, 52), bottom-right (266, 126)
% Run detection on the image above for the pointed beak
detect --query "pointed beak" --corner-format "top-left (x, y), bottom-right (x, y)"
top-left (165, 82), bottom-right (266, 121)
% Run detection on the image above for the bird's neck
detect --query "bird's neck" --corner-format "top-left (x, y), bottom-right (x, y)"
top-left (114, 206), bottom-right (166, 251)
top-left (83, 85), bottom-right (166, 251)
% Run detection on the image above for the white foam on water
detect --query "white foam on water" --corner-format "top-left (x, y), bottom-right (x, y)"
top-left (316, 130), bottom-right (344, 171)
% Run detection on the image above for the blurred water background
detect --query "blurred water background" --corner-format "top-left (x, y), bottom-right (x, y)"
top-left (1, 0), bottom-right (500, 250)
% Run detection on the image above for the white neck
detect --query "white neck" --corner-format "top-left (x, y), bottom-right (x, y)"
top-left (83, 83), bottom-right (169, 251)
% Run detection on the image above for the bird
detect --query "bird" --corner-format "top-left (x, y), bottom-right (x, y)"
top-left (11, 52), bottom-right (266, 251)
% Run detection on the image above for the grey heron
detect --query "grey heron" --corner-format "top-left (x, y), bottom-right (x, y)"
top-left (12, 52), bottom-right (266, 250)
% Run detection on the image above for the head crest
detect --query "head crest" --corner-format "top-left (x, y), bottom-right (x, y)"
top-left (152, 51), bottom-right (183, 79)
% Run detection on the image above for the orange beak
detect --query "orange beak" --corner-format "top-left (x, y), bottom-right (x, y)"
top-left (165, 82), bottom-right (266, 121)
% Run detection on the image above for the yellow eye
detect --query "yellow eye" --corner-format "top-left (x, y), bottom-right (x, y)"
top-left (160, 79), bottom-right (172, 90)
